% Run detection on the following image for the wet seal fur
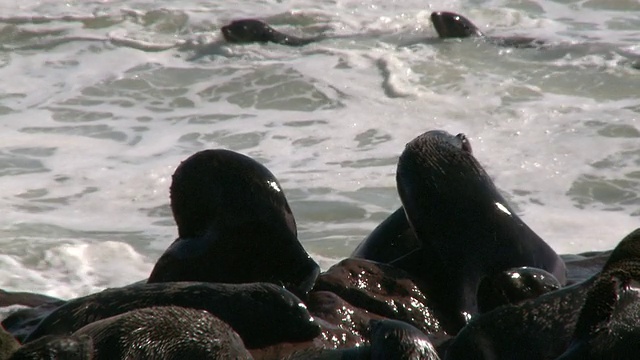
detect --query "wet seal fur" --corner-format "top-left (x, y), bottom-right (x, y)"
top-left (392, 130), bottom-right (567, 333)
top-left (352, 133), bottom-right (472, 264)
top-left (476, 266), bottom-right (561, 313)
top-left (557, 265), bottom-right (640, 358)
top-left (221, 19), bottom-right (322, 46)
top-left (445, 228), bottom-right (640, 359)
top-left (312, 258), bottom-right (445, 338)
top-left (24, 282), bottom-right (320, 349)
top-left (285, 319), bottom-right (440, 360)
top-left (9, 334), bottom-right (92, 360)
top-left (430, 11), bottom-right (546, 48)
top-left (148, 149), bottom-right (320, 298)
top-left (74, 306), bottom-right (253, 360)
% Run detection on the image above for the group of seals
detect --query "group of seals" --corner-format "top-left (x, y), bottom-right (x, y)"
top-left (220, 11), bottom-right (545, 49)
top-left (0, 130), bottom-right (638, 359)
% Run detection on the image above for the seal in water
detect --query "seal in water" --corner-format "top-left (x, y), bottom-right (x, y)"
top-left (221, 19), bottom-right (322, 46)
top-left (73, 306), bottom-right (253, 360)
top-left (391, 130), bottom-right (566, 334)
top-left (24, 282), bottom-right (320, 349)
top-left (476, 266), bottom-right (561, 313)
top-left (352, 133), bottom-right (472, 264)
top-left (444, 228), bottom-right (640, 360)
top-left (147, 149), bottom-right (320, 298)
top-left (430, 11), bottom-right (545, 48)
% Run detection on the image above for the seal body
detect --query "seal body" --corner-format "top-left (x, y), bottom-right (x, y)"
top-left (148, 149), bottom-right (319, 298)
top-left (394, 130), bottom-right (566, 333)
top-left (221, 19), bottom-right (321, 46)
top-left (73, 306), bottom-right (253, 360)
top-left (430, 11), bottom-right (544, 48)
top-left (352, 133), bottom-right (471, 264)
top-left (24, 282), bottom-right (320, 349)
top-left (313, 258), bottom-right (445, 338)
top-left (476, 266), bottom-right (561, 313)
top-left (445, 228), bottom-right (640, 359)
top-left (9, 334), bottom-right (92, 360)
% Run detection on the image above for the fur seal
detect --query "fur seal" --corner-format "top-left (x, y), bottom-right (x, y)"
top-left (2, 300), bottom-right (66, 343)
top-left (391, 130), bottom-right (566, 334)
top-left (73, 306), bottom-right (253, 360)
top-left (284, 319), bottom-right (440, 360)
top-left (444, 228), bottom-right (640, 360)
top-left (430, 11), bottom-right (545, 48)
top-left (556, 270), bottom-right (640, 359)
top-left (476, 266), bottom-right (561, 313)
top-left (352, 133), bottom-right (472, 264)
top-left (369, 319), bottom-right (440, 360)
top-left (24, 282), bottom-right (320, 349)
top-left (147, 149), bottom-right (320, 298)
top-left (9, 334), bottom-right (92, 360)
top-left (312, 257), bottom-right (445, 338)
top-left (221, 19), bottom-right (322, 46)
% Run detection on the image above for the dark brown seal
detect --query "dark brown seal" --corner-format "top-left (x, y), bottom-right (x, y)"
top-left (392, 130), bottom-right (566, 333)
top-left (221, 19), bottom-right (322, 46)
top-left (73, 306), bottom-right (253, 360)
top-left (24, 282), bottom-right (320, 349)
top-left (148, 149), bottom-right (319, 298)
top-left (445, 228), bottom-right (640, 360)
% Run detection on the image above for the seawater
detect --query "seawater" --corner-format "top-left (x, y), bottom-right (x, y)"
top-left (0, 0), bottom-right (638, 300)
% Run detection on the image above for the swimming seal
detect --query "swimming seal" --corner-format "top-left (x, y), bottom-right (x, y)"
top-left (24, 282), bottom-right (320, 349)
top-left (73, 306), bottom-right (253, 360)
top-left (147, 149), bottom-right (320, 298)
top-left (352, 133), bottom-right (472, 264)
top-left (430, 11), bottom-right (545, 48)
top-left (221, 19), bottom-right (322, 46)
top-left (444, 227), bottom-right (640, 360)
top-left (392, 129), bottom-right (566, 333)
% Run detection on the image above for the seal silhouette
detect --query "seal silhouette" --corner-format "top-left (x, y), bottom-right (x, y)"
top-left (430, 11), bottom-right (545, 48)
top-left (221, 19), bottom-right (322, 46)
top-left (392, 130), bottom-right (567, 333)
top-left (24, 282), bottom-right (320, 349)
top-left (147, 149), bottom-right (320, 298)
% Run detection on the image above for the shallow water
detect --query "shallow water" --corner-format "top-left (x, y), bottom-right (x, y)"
top-left (0, 0), bottom-right (638, 299)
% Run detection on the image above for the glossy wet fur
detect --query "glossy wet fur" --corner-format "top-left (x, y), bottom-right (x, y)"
top-left (445, 228), bottom-right (640, 360)
top-left (221, 19), bottom-right (318, 46)
top-left (24, 282), bottom-right (320, 349)
top-left (430, 12), bottom-right (484, 39)
top-left (394, 130), bottom-right (566, 333)
top-left (148, 149), bottom-right (319, 297)
top-left (352, 133), bottom-right (471, 264)
top-left (430, 11), bottom-right (544, 48)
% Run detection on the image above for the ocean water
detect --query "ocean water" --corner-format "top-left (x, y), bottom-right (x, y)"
top-left (0, 0), bottom-right (638, 300)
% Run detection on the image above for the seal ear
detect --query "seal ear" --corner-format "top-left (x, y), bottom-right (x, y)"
top-left (602, 228), bottom-right (640, 271)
